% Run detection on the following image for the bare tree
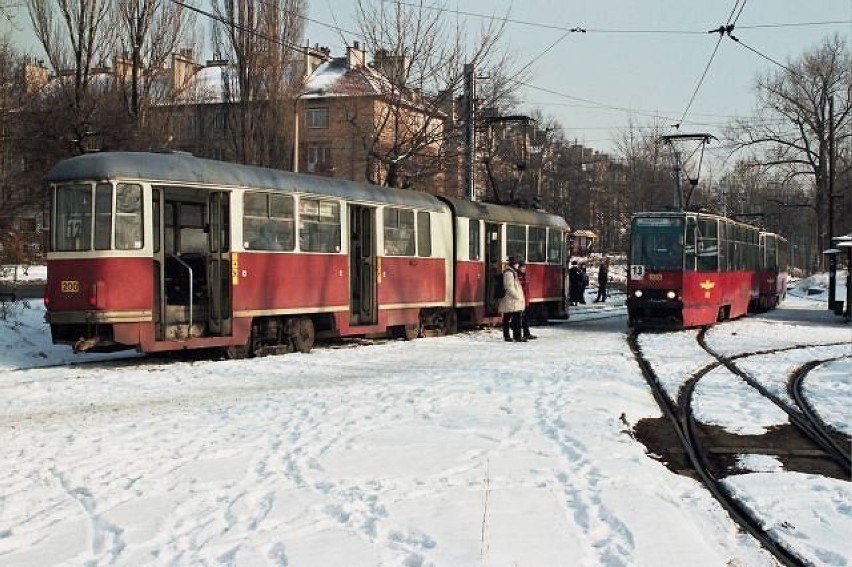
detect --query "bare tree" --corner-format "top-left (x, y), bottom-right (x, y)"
top-left (211, 0), bottom-right (305, 167)
top-left (116, 0), bottom-right (194, 131)
top-left (729, 34), bottom-right (851, 256)
top-left (349, 0), bottom-right (510, 189)
top-left (0, 37), bottom-right (24, 209)
top-left (27, 0), bottom-right (116, 154)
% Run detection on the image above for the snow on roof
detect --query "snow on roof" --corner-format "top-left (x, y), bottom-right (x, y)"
top-left (302, 59), bottom-right (350, 96)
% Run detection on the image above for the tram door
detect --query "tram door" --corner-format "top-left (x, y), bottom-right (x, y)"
top-left (349, 205), bottom-right (377, 325)
top-left (484, 222), bottom-right (503, 315)
top-left (207, 191), bottom-right (232, 335)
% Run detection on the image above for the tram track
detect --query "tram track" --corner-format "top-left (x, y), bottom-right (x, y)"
top-left (698, 331), bottom-right (851, 474)
top-left (629, 330), bottom-right (851, 567)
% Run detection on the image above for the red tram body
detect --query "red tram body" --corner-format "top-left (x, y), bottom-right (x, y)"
top-left (627, 211), bottom-right (787, 329)
top-left (44, 152), bottom-right (569, 356)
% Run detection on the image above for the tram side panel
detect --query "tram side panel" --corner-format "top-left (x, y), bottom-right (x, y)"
top-left (47, 256), bottom-right (154, 349)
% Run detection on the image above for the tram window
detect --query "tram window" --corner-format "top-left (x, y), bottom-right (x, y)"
top-left (468, 219), bottom-right (480, 261)
top-left (383, 207), bottom-right (415, 256)
top-left (179, 203), bottom-right (207, 254)
top-left (506, 224), bottom-right (526, 261)
top-left (696, 218), bottom-right (718, 272)
top-left (528, 226), bottom-right (546, 262)
top-left (684, 217), bottom-right (696, 270)
top-left (417, 211), bottom-right (431, 257)
top-left (94, 184), bottom-right (112, 250)
top-left (243, 192), bottom-right (295, 251)
top-left (54, 184), bottom-right (93, 251)
top-left (765, 236), bottom-right (777, 270)
top-left (630, 217), bottom-right (684, 270)
top-left (153, 189), bottom-right (160, 253)
top-left (300, 197), bottom-right (340, 253)
top-left (116, 183), bottom-right (143, 250)
top-left (547, 229), bottom-right (563, 264)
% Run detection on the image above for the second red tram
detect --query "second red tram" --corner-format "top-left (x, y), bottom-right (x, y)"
top-left (627, 211), bottom-right (787, 328)
top-left (44, 152), bottom-right (569, 356)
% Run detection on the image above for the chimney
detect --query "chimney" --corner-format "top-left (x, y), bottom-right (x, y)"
top-left (296, 43), bottom-right (331, 80)
top-left (373, 49), bottom-right (409, 86)
top-left (113, 54), bottom-right (132, 83)
top-left (346, 41), bottom-right (366, 69)
top-left (171, 49), bottom-right (198, 91)
top-left (22, 59), bottom-right (49, 95)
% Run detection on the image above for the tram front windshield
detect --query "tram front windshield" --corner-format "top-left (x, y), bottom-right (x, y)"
top-left (53, 182), bottom-right (144, 252)
top-left (630, 217), bottom-right (684, 270)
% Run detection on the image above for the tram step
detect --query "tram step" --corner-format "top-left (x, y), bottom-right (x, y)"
top-left (164, 322), bottom-right (207, 341)
top-left (165, 304), bottom-right (209, 324)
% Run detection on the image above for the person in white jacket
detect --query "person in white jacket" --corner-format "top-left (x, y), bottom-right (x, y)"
top-left (498, 256), bottom-right (526, 342)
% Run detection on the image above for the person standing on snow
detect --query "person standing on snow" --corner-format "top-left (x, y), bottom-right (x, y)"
top-left (499, 256), bottom-right (526, 342)
top-left (594, 257), bottom-right (610, 303)
top-left (568, 260), bottom-right (583, 305)
top-left (517, 259), bottom-right (537, 340)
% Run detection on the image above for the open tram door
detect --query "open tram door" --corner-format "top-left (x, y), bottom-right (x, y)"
top-left (152, 187), bottom-right (231, 341)
top-left (349, 205), bottom-right (377, 325)
top-left (207, 191), bottom-right (232, 335)
top-left (484, 222), bottom-right (503, 315)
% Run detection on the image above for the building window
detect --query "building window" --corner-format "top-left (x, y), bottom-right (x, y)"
top-left (306, 107), bottom-right (329, 128)
top-left (306, 144), bottom-right (332, 173)
top-left (214, 111), bottom-right (226, 131)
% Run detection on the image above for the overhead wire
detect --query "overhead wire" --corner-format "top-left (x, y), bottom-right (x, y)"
top-left (676, 0), bottom-right (748, 128)
top-left (381, 0), bottom-right (850, 36)
top-left (169, 0), bottom-right (317, 56)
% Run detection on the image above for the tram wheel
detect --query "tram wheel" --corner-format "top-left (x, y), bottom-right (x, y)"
top-left (403, 321), bottom-right (421, 341)
top-left (292, 317), bottom-right (315, 353)
top-left (224, 326), bottom-right (255, 360)
top-left (442, 309), bottom-right (458, 335)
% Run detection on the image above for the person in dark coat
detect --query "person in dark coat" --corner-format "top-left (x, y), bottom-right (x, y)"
top-left (594, 257), bottom-right (610, 303)
top-left (498, 256), bottom-right (526, 342)
top-left (579, 262), bottom-right (589, 304)
top-left (568, 261), bottom-right (584, 305)
top-left (517, 259), bottom-right (537, 340)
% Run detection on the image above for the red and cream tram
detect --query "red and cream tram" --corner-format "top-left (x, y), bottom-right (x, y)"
top-left (627, 211), bottom-right (787, 328)
top-left (44, 152), bottom-right (569, 356)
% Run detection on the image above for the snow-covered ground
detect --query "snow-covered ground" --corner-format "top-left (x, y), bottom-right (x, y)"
top-left (0, 271), bottom-right (849, 566)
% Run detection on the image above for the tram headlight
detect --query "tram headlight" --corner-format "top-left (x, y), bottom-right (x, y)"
top-left (666, 290), bottom-right (677, 300)
top-left (633, 290), bottom-right (643, 298)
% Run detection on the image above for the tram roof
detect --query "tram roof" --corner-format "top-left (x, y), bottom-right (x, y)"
top-left (631, 210), bottom-right (764, 228)
top-left (439, 196), bottom-right (569, 230)
top-left (46, 152), bottom-right (446, 211)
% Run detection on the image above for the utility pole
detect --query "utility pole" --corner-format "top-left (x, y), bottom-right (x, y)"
top-left (463, 63), bottom-right (476, 201)
top-left (827, 95), bottom-right (836, 310)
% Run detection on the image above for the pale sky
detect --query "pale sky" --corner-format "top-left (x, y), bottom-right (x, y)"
top-left (306, 0), bottom-right (852, 154)
top-left (3, 0), bottom-right (850, 156)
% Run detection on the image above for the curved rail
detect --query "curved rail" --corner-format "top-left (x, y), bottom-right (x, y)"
top-left (788, 359), bottom-right (851, 465)
top-left (628, 330), bottom-right (803, 567)
top-left (697, 331), bottom-right (851, 474)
